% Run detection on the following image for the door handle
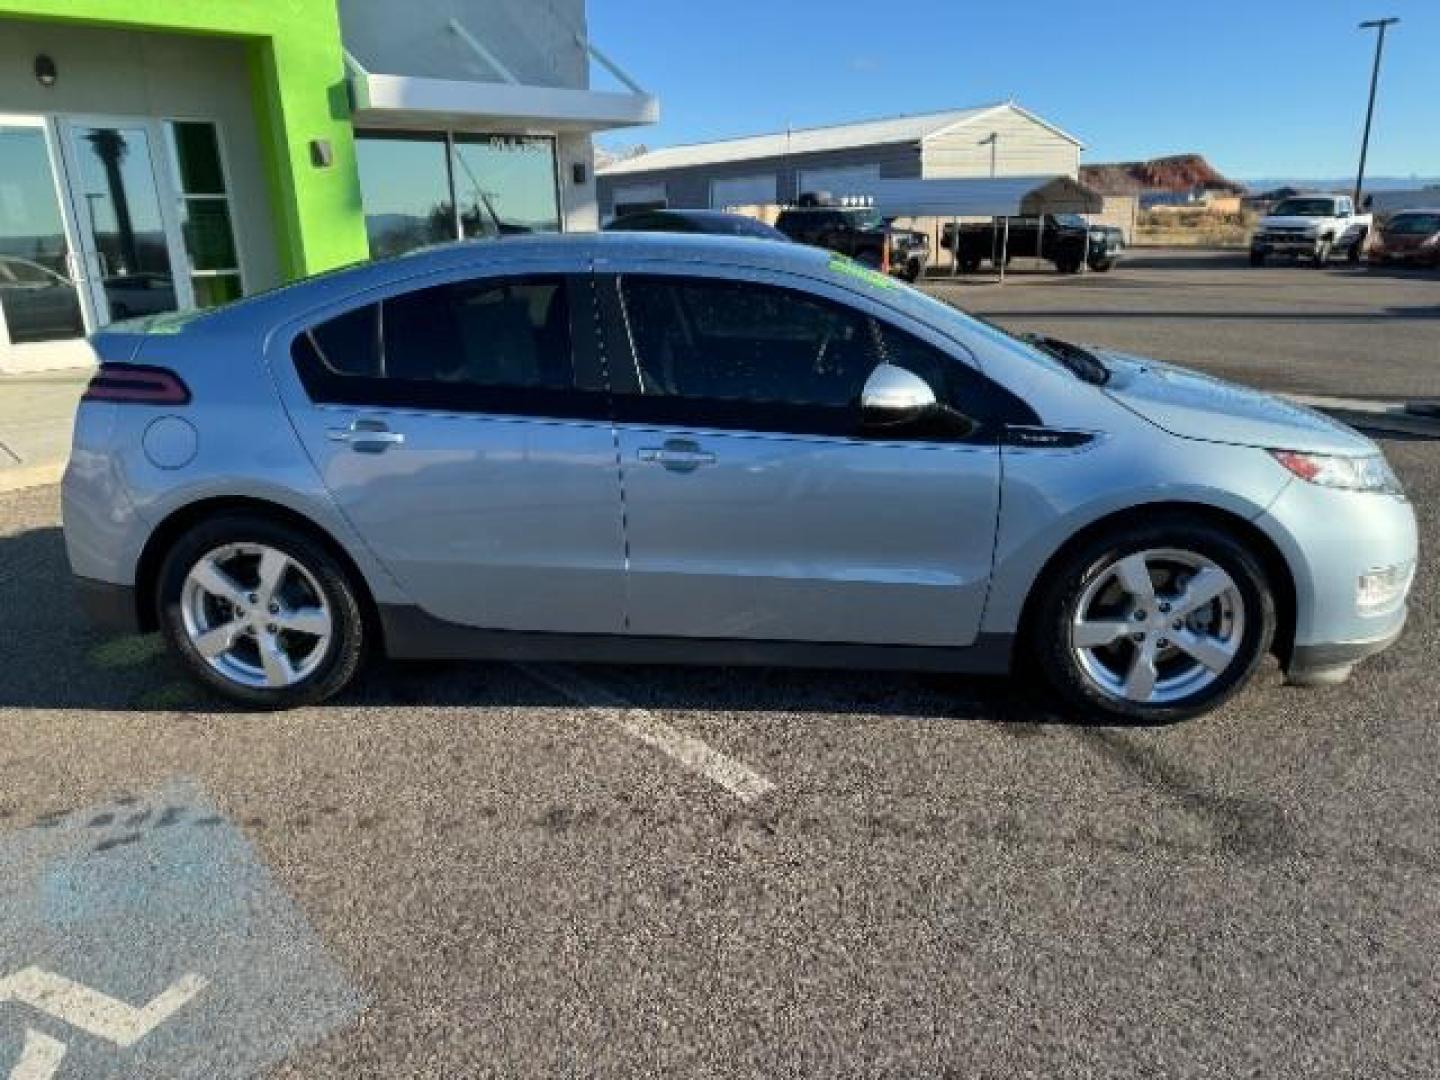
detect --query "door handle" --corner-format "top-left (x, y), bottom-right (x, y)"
top-left (638, 439), bottom-right (716, 472)
top-left (327, 418), bottom-right (405, 453)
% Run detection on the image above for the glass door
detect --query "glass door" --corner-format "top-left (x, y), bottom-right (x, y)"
top-left (0, 115), bottom-right (90, 372)
top-left (58, 118), bottom-right (192, 326)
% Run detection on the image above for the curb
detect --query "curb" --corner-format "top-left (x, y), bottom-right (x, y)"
top-left (0, 460), bottom-right (66, 495)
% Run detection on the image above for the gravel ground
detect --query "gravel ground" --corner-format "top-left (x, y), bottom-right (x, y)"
top-left (0, 427), bottom-right (1435, 1076)
top-left (924, 247), bottom-right (1439, 401)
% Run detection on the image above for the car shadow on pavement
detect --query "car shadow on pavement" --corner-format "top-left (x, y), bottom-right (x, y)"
top-left (0, 523), bottom-right (1129, 727)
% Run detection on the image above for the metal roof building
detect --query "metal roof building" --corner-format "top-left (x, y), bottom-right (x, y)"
top-left (598, 101), bottom-right (1084, 217)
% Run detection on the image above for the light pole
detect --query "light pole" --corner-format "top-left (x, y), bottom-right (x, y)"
top-left (1354, 17), bottom-right (1399, 207)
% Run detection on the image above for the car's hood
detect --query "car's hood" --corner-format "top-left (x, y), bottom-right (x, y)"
top-left (1097, 350), bottom-right (1375, 455)
top-left (1260, 215), bottom-right (1325, 230)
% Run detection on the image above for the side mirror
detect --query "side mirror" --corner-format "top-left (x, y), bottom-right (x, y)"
top-left (860, 364), bottom-right (937, 428)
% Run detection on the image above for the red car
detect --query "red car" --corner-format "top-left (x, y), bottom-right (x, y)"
top-left (1368, 209), bottom-right (1440, 268)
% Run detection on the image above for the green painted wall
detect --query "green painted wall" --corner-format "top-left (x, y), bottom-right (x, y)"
top-left (0, 0), bottom-right (369, 278)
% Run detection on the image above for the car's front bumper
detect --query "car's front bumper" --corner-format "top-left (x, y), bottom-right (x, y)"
top-left (1256, 475), bottom-right (1417, 681)
top-left (1289, 614), bottom-right (1407, 677)
top-left (1253, 237), bottom-right (1320, 255)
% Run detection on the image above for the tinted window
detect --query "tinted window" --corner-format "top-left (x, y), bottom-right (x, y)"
top-left (621, 277), bottom-right (880, 407)
top-left (308, 304), bottom-right (380, 377)
top-left (294, 276), bottom-right (582, 412)
top-left (383, 278), bottom-right (571, 388)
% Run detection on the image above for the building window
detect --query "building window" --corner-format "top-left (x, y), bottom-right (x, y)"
top-left (164, 121), bottom-right (243, 307)
top-left (355, 131), bottom-right (561, 258)
top-left (453, 136), bottom-right (561, 238)
top-left (354, 133), bottom-right (455, 259)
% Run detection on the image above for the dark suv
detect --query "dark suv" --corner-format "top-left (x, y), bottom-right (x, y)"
top-left (774, 202), bottom-right (930, 282)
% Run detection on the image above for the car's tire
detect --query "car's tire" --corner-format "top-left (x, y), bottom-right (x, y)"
top-left (156, 513), bottom-right (367, 709)
top-left (958, 256), bottom-right (981, 273)
top-left (1347, 231), bottom-right (1367, 264)
top-left (1312, 238), bottom-right (1332, 267)
top-left (1089, 258), bottom-right (1114, 273)
top-left (1027, 518), bottom-right (1276, 724)
top-left (902, 257), bottom-right (923, 283)
top-left (1249, 250), bottom-right (1266, 266)
top-left (1056, 259), bottom-right (1082, 274)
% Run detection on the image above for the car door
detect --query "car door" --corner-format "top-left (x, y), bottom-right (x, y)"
top-left (599, 266), bottom-right (1005, 647)
top-left (274, 269), bottom-right (626, 634)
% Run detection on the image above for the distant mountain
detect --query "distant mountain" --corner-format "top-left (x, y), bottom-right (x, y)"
top-left (1081, 154), bottom-right (1244, 196)
top-left (1238, 176), bottom-right (1440, 194)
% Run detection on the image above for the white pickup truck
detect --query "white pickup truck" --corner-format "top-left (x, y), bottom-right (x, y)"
top-left (1249, 193), bottom-right (1371, 267)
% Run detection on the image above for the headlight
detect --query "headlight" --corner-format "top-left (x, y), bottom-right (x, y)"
top-left (1271, 449), bottom-right (1405, 497)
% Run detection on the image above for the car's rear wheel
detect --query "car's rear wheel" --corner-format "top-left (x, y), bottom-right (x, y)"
top-left (1029, 521), bottom-right (1275, 723)
top-left (157, 514), bottom-right (366, 708)
top-left (1249, 249), bottom-right (1266, 266)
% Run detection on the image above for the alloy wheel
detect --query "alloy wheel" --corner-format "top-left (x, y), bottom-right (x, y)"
top-left (1070, 548), bottom-right (1246, 706)
top-left (179, 542), bottom-right (333, 689)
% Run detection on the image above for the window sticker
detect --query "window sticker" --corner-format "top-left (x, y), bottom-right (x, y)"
top-left (826, 253), bottom-right (896, 291)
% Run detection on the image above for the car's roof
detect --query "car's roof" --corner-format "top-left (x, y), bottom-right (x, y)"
top-left (193, 232), bottom-right (835, 331)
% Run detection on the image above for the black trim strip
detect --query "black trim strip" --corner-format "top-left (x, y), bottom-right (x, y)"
top-left (379, 603), bottom-right (1014, 673)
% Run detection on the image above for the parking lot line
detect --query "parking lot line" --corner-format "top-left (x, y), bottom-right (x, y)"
top-left (516, 663), bottom-right (775, 804)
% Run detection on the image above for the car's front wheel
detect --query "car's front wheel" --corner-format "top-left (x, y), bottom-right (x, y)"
top-left (1029, 520), bottom-right (1276, 723)
top-left (157, 514), bottom-right (366, 708)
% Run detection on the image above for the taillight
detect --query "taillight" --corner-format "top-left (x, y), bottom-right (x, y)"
top-left (82, 363), bottom-right (190, 405)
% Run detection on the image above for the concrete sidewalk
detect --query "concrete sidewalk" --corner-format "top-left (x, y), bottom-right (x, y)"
top-left (0, 367), bottom-right (91, 493)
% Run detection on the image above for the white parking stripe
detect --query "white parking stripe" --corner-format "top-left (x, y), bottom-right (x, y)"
top-left (0, 968), bottom-right (208, 1049)
top-left (11, 1029), bottom-right (65, 1080)
top-left (517, 664), bottom-right (775, 804)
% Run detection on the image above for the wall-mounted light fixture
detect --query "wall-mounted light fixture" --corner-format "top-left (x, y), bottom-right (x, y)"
top-left (34, 54), bottom-right (58, 87)
top-left (572, 162), bottom-right (588, 186)
top-left (309, 139), bottom-right (333, 168)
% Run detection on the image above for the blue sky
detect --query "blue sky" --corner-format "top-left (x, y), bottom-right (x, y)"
top-left (589, 0), bottom-right (1439, 180)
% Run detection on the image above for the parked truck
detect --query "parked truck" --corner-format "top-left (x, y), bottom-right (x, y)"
top-left (941, 214), bottom-right (1125, 274)
top-left (774, 195), bottom-right (931, 282)
top-left (1249, 194), bottom-right (1371, 267)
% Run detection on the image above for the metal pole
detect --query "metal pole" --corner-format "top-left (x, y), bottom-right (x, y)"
top-left (999, 216), bottom-right (1009, 284)
top-left (950, 216), bottom-right (959, 278)
top-left (1354, 17), bottom-right (1399, 207)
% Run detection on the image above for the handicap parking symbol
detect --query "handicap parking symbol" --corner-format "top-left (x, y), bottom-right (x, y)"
top-left (0, 780), bottom-right (363, 1078)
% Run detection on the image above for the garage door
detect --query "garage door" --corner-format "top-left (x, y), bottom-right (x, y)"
top-left (797, 165), bottom-right (881, 202)
top-left (710, 174), bottom-right (777, 209)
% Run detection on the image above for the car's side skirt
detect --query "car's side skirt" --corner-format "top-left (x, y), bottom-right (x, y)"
top-left (379, 605), bottom-right (1014, 674)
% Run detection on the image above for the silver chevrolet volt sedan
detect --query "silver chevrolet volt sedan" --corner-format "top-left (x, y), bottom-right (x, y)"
top-left (63, 234), bottom-right (1417, 722)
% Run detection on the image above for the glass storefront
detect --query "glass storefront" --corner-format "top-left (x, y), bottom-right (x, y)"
top-left (0, 122), bottom-right (86, 345)
top-left (355, 131), bottom-right (560, 258)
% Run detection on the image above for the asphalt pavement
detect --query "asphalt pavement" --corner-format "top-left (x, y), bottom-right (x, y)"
top-left (926, 247), bottom-right (1439, 402)
top-left (1, 437), bottom-right (1437, 1076)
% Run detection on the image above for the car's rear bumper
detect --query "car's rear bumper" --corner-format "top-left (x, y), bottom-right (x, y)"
top-left (72, 575), bottom-right (139, 634)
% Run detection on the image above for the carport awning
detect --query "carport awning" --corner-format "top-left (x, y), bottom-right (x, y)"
top-left (871, 174), bottom-right (1104, 218)
top-left (349, 72), bottom-right (659, 133)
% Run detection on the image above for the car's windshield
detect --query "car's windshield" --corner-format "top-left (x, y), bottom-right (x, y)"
top-left (716, 216), bottom-right (785, 239)
top-left (1387, 213), bottom-right (1440, 235)
top-left (1052, 214), bottom-right (1087, 229)
top-left (844, 208), bottom-right (885, 231)
top-left (1271, 198), bottom-right (1338, 217)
